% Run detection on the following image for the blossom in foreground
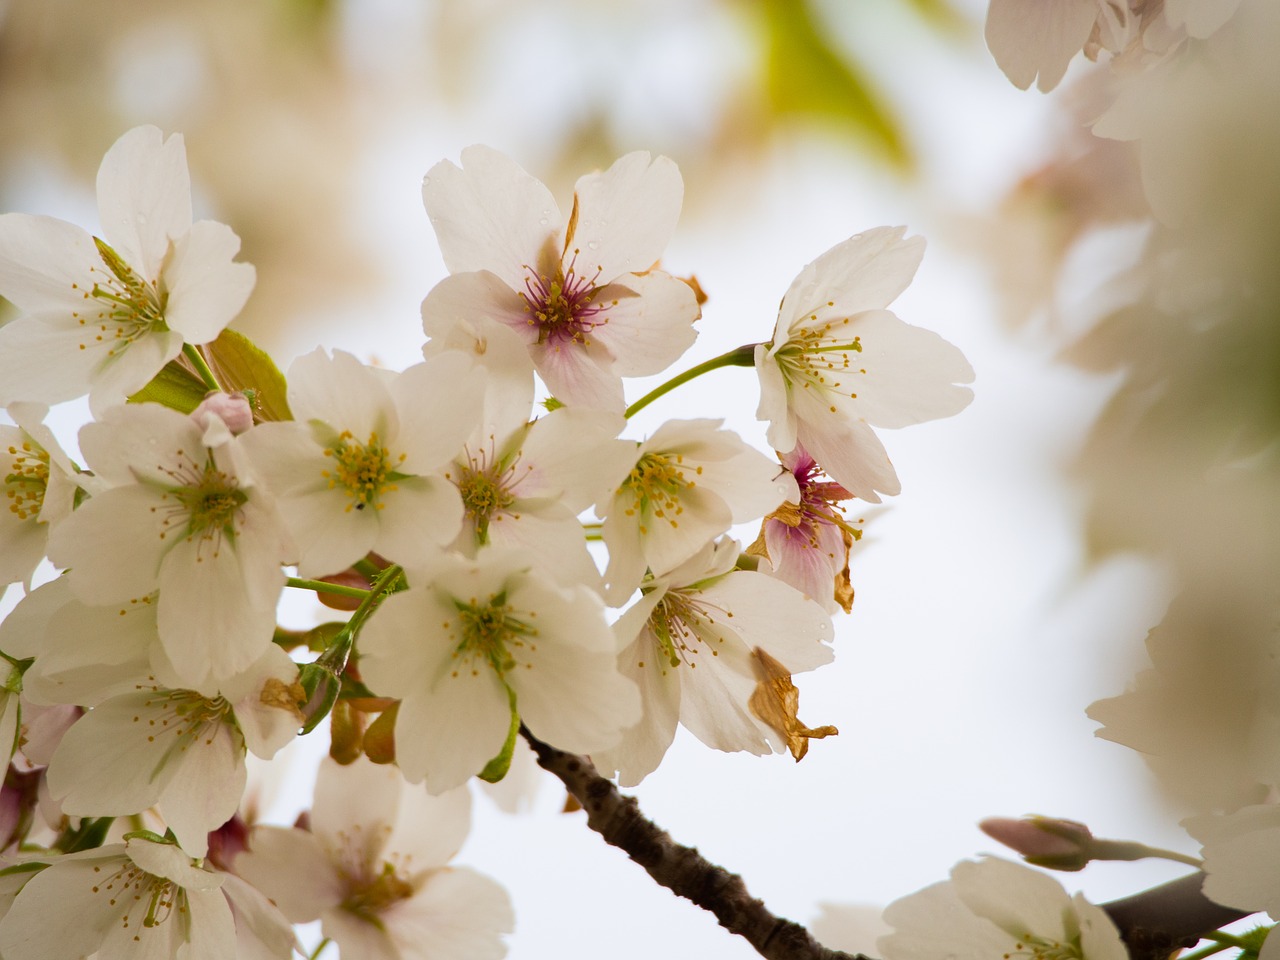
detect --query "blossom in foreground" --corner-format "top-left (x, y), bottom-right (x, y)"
top-left (45, 402), bottom-right (292, 687)
top-left (358, 549), bottom-right (641, 792)
top-left (236, 757), bottom-right (513, 960)
top-left (44, 645), bottom-right (303, 857)
top-left (0, 835), bottom-right (293, 960)
top-left (240, 348), bottom-right (483, 577)
top-left (0, 404), bottom-right (86, 591)
top-left (755, 227), bottom-right (973, 503)
top-left (0, 125), bottom-right (255, 414)
top-left (445, 404), bottom-right (634, 590)
top-left (747, 444), bottom-right (861, 614)
top-left (878, 857), bottom-right (1126, 960)
top-left (1188, 803), bottom-right (1280, 958)
top-left (599, 418), bottom-right (797, 604)
top-left (595, 538), bottom-right (834, 786)
top-left (421, 145), bottom-right (700, 411)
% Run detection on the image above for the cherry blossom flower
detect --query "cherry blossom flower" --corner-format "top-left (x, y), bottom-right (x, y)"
top-left (445, 404), bottom-right (634, 591)
top-left (985, 0), bottom-right (1104, 92)
top-left (240, 348), bottom-right (482, 578)
top-left (44, 645), bottom-right (303, 857)
top-left (755, 227), bottom-right (973, 503)
top-left (1188, 803), bottom-right (1280, 955)
top-left (878, 857), bottom-right (1126, 960)
top-left (0, 835), bottom-right (293, 960)
top-left (45, 402), bottom-right (292, 688)
top-left (357, 548), bottom-right (640, 793)
top-left (599, 418), bottom-right (796, 604)
top-left (421, 145), bottom-right (700, 411)
top-left (595, 538), bottom-right (834, 786)
top-left (0, 404), bottom-right (86, 591)
top-left (236, 756), bottom-right (513, 960)
top-left (0, 125), bottom-right (255, 414)
top-left (747, 444), bottom-right (862, 614)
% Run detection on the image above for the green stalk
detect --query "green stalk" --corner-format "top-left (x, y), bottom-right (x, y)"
top-left (285, 577), bottom-right (371, 601)
top-left (182, 343), bottom-right (223, 393)
top-left (624, 343), bottom-right (758, 419)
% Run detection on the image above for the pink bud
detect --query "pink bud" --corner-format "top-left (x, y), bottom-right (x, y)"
top-left (980, 815), bottom-right (1094, 871)
top-left (191, 391), bottom-right (255, 435)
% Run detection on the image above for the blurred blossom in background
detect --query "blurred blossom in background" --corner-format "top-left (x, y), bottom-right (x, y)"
top-left (1, 0), bottom-right (1276, 956)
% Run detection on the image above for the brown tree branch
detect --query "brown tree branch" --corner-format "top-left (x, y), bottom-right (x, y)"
top-left (520, 726), bottom-right (867, 960)
top-left (1102, 873), bottom-right (1252, 960)
top-left (523, 727), bottom-right (1258, 960)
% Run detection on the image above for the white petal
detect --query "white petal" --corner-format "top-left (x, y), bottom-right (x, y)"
top-left (795, 397), bottom-right (900, 503)
top-left (374, 475), bottom-right (465, 565)
top-left (235, 827), bottom-right (340, 922)
top-left (0, 315), bottom-right (115, 408)
top-left (569, 151), bottom-right (683, 283)
top-left (514, 406), bottom-right (630, 509)
top-left (288, 348), bottom-right (395, 441)
top-left (158, 723), bottom-right (246, 858)
top-left (951, 857), bottom-right (1074, 941)
top-left (595, 626), bottom-right (684, 787)
top-left (383, 867), bottom-right (513, 960)
top-left (984, 0), bottom-right (1098, 93)
top-left (879, 877), bottom-right (1015, 960)
top-left (423, 145), bottom-right (561, 290)
top-left (388, 779), bottom-right (473, 872)
top-left (0, 213), bottom-right (99, 316)
top-left (163, 220), bottom-right (255, 343)
top-left (310, 756), bottom-right (405, 868)
top-left (46, 485), bottom-right (169, 601)
top-left (700, 571), bottom-right (835, 672)
top-left (590, 271), bottom-right (700, 377)
top-left (96, 125), bottom-right (192, 280)
top-left (393, 353), bottom-right (487, 475)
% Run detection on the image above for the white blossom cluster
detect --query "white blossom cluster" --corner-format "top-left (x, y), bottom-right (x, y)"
top-left (0, 127), bottom-right (972, 957)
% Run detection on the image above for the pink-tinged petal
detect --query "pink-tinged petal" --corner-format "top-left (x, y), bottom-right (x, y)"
top-left (47, 485), bottom-right (170, 600)
top-left (393, 354), bottom-right (486, 475)
top-left (0, 315), bottom-right (114, 408)
top-left (422, 270), bottom-right (536, 345)
top-left (569, 152), bottom-right (683, 283)
top-left (529, 334), bottom-right (624, 410)
top-left (310, 757), bottom-right (405, 870)
top-left (163, 220), bottom-right (255, 343)
top-left (984, 0), bottom-right (1099, 92)
top-left (777, 228), bottom-right (924, 336)
top-left (236, 827), bottom-right (342, 922)
top-left (794, 394), bottom-right (900, 503)
top-left (763, 515), bottom-right (845, 610)
top-left (0, 213), bottom-right (99, 316)
top-left (159, 724), bottom-right (246, 858)
top-left (590, 271), bottom-right (700, 377)
top-left (423, 146), bottom-right (561, 289)
top-left (384, 867), bottom-right (513, 960)
top-left (842, 310), bottom-right (974, 428)
top-left (287, 348), bottom-right (395, 441)
top-left (96, 126), bottom-right (192, 280)
top-left (373, 475), bottom-right (464, 565)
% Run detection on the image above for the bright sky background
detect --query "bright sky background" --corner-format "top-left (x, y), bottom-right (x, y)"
top-left (0, 1), bottom-right (1198, 956)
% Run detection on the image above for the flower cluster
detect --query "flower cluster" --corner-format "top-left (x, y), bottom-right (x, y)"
top-left (0, 126), bottom-right (971, 958)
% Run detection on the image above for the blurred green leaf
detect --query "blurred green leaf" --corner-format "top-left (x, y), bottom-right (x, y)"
top-left (757, 0), bottom-right (912, 170)
top-left (203, 328), bottom-right (293, 422)
top-left (898, 0), bottom-right (969, 34)
top-left (128, 359), bottom-right (207, 413)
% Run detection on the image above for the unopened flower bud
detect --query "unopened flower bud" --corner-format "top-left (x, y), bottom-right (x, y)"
top-left (191, 391), bottom-right (254, 435)
top-left (980, 815), bottom-right (1095, 871)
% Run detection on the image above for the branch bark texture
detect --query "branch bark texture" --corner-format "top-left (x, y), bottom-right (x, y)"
top-left (521, 726), bottom-right (866, 960)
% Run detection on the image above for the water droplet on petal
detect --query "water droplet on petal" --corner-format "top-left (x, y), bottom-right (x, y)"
top-left (587, 240), bottom-right (600, 251)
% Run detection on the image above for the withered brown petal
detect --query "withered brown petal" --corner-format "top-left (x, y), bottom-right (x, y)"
top-left (748, 647), bottom-right (838, 762)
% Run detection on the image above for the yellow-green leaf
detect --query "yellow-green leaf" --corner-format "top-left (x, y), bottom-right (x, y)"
top-left (202, 328), bottom-right (293, 422)
top-left (127, 360), bottom-right (207, 413)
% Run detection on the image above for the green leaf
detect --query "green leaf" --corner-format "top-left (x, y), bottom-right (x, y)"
top-left (478, 685), bottom-right (520, 783)
top-left (203, 328), bottom-right (293, 422)
top-left (757, 0), bottom-right (912, 170)
top-left (128, 359), bottom-right (207, 413)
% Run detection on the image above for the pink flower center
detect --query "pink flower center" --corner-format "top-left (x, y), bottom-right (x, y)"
top-left (520, 251), bottom-right (612, 347)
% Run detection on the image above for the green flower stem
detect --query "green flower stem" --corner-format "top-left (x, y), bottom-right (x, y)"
top-left (624, 343), bottom-right (758, 419)
top-left (182, 343), bottom-right (223, 393)
top-left (285, 577), bottom-right (371, 601)
top-left (1178, 942), bottom-right (1235, 960)
top-left (1092, 839), bottom-right (1203, 868)
top-left (316, 563), bottom-right (404, 674)
top-left (1203, 932), bottom-right (1253, 949)
top-left (352, 557), bottom-right (384, 580)
top-left (308, 938), bottom-right (332, 960)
